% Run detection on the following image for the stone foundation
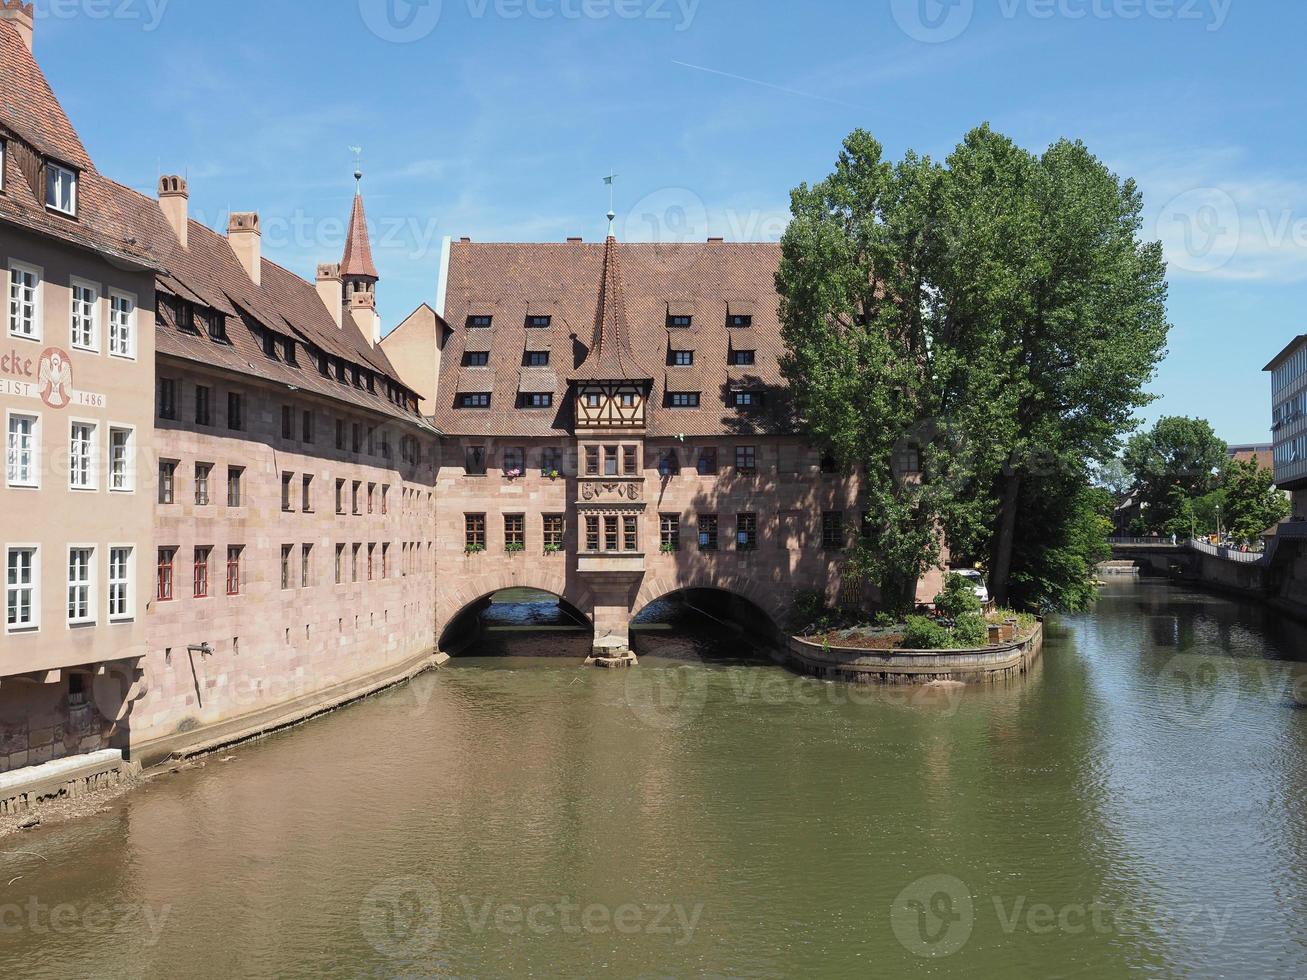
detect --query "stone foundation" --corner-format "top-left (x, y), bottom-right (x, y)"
top-left (782, 622), bottom-right (1044, 685)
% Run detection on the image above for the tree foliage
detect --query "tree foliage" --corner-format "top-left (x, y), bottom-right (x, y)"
top-left (1221, 458), bottom-right (1289, 542)
top-left (1123, 416), bottom-right (1227, 531)
top-left (777, 125), bottom-right (1171, 614)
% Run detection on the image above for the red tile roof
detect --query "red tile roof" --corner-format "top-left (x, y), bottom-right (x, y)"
top-left (434, 240), bottom-right (791, 437)
top-left (340, 193), bottom-right (378, 280)
top-left (0, 20), bottom-right (428, 430)
top-left (0, 19), bottom-right (160, 272)
top-left (572, 236), bottom-right (653, 383)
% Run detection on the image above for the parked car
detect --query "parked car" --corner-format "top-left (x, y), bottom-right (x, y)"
top-left (950, 568), bottom-right (990, 605)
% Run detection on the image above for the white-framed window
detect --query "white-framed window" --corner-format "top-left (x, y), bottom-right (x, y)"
top-left (8, 261), bottom-right (41, 340)
top-left (46, 163), bottom-right (78, 217)
top-left (6, 546), bottom-right (38, 633)
top-left (109, 290), bottom-right (135, 359)
top-left (69, 419), bottom-right (97, 490)
top-left (67, 546), bottom-right (94, 625)
top-left (70, 278), bottom-right (99, 351)
top-left (108, 425), bottom-right (134, 492)
top-left (6, 411), bottom-right (38, 488)
top-left (108, 546), bottom-right (133, 621)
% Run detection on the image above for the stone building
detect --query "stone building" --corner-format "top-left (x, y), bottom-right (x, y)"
top-left (0, 4), bottom-right (159, 770)
top-left (387, 225), bottom-right (944, 659)
top-left (0, 7), bottom-right (438, 774)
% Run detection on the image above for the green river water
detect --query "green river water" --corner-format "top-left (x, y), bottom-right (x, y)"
top-left (1, 578), bottom-right (1306, 978)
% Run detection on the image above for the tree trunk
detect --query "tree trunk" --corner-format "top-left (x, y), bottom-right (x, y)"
top-left (990, 470), bottom-right (1022, 606)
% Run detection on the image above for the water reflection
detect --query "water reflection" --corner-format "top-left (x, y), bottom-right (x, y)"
top-left (0, 580), bottom-right (1305, 977)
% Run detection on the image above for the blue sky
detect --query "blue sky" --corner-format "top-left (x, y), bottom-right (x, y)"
top-left (31, 0), bottom-right (1300, 444)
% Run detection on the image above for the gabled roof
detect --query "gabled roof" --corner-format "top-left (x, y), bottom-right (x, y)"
top-left (0, 19), bottom-right (160, 271)
top-left (571, 236), bottom-right (652, 383)
top-left (340, 193), bottom-right (378, 280)
top-left (433, 239), bottom-right (792, 437)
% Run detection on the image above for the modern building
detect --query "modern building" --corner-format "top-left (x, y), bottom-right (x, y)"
top-left (1265, 335), bottom-right (1307, 514)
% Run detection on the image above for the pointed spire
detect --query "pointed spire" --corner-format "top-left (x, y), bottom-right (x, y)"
top-left (572, 236), bottom-right (652, 383)
top-left (341, 176), bottom-right (379, 281)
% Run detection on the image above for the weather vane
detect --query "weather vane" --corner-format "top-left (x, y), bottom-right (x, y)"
top-left (604, 169), bottom-right (618, 235)
top-left (350, 145), bottom-right (364, 188)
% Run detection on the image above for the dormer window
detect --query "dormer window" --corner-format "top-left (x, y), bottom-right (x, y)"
top-left (583, 392), bottom-right (602, 408)
top-left (463, 351), bottom-right (489, 367)
top-left (669, 392), bottom-right (700, 408)
top-left (468, 315), bottom-right (493, 328)
top-left (46, 163), bottom-right (78, 217)
top-left (208, 311), bottom-right (228, 343)
top-left (459, 393), bottom-right (491, 408)
top-left (527, 315), bottom-right (551, 328)
top-left (523, 393), bottom-right (553, 408)
top-left (525, 351), bottom-right (550, 367)
top-left (668, 315), bottom-right (692, 328)
top-left (728, 314), bottom-right (752, 328)
top-left (733, 391), bottom-right (758, 408)
top-left (672, 350), bottom-right (694, 366)
top-left (730, 350), bottom-right (756, 366)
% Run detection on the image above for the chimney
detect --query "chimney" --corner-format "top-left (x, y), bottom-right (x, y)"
top-left (316, 263), bottom-right (342, 328)
top-left (227, 212), bottom-right (261, 287)
top-left (157, 175), bottom-right (189, 249)
top-left (0, 1), bottom-right (33, 52)
top-left (567, 236), bottom-right (583, 243)
top-left (707, 236), bottom-right (724, 243)
top-left (348, 287), bottom-right (382, 346)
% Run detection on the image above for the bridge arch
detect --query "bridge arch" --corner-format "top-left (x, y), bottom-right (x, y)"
top-left (437, 585), bottom-right (594, 654)
top-left (633, 572), bottom-right (790, 636)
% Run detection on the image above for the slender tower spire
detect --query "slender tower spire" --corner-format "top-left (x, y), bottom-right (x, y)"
top-left (341, 153), bottom-right (381, 344)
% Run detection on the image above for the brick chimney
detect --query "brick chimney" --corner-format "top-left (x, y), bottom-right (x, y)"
top-left (316, 263), bottom-right (343, 328)
top-left (227, 212), bottom-right (261, 287)
top-left (158, 175), bottom-right (189, 249)
top-left (0, 1), bottom-right (33, 52)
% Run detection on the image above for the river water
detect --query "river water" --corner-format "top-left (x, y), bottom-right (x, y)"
top-left (2, 579), bottom-right (1307, 978)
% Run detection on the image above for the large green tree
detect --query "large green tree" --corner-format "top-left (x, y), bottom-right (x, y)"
top-left (1123, 416), bottom-right (1227, 531)
top-left (1221, 458), bottom-right (1289, 542)
top-left (935, 127), bottom-right (1171, 606)
top-left (775, 132), bottom-right (952, 611)
top-left (777, 125), bottom-right (1170, 613)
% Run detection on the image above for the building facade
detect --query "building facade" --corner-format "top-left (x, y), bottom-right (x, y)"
top-left (1266, 335), bottom-right (1307, 515)
top-left (0, 3), bottom-right (158, 771)
top-left (397, 231), bottom-right (943, 658)
top-left (3, 2), bottom-right (944, 780)
top-left (0, 8), bottom-right (439, 775)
